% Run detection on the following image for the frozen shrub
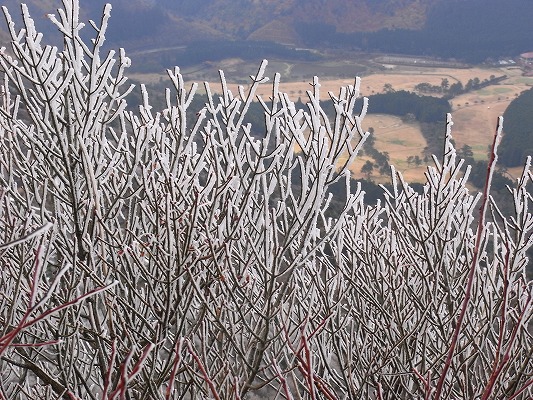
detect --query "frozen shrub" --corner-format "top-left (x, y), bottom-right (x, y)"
top-left (0, 1), bottom-right (531, 399)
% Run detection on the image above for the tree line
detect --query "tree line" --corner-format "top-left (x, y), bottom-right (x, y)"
top-left (415, 75), bottom-right (507, 98)
top-left (295, 0), bottom-right (533, 63)
top-left (155, 40), bottom-right (320, 70)
top-left (499, 87), bottom-right (533, 167)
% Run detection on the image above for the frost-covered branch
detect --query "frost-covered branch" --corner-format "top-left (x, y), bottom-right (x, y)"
top-left (0, 1), bottom-right (531, 399)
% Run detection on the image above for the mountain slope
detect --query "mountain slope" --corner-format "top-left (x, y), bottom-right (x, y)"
top-left (2, 0), bottom-right (532, 65)
top-left (1, 0), bottom-right (436, 46)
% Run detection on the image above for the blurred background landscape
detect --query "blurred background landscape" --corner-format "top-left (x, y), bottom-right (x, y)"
top-left (2, 0), bottom-right (533, 186)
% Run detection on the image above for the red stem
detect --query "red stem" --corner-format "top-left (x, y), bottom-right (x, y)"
top-left (186, 340), bottom-right (221, 400)
top-left (433, 117), bottom-right (503, 399)
top-left (110, 343), bottom-right (155, 399)
top-left (412, 368), bottom-right (432, 400)
top-left (508, 376), bottom-right (533, 400)
top-left (165, 338), bottom-right (184, 400)
top-left (479, 247), bottom-right (512, 399)
top-left (272, 360), bottom-right (294, 400)
top-left (480, 290), bottom-right (532, 399)
top-left (102, 340), bottom-right (117, 400)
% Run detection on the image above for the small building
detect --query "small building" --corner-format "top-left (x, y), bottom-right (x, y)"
top-left (520, 52), bottom-right (533, 64)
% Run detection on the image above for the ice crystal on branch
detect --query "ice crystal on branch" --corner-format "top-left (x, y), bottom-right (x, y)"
top-left (0, 1), bottom-right (531, 399)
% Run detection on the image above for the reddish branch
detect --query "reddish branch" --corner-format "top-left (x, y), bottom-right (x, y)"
top-left (433, 117), bottom-right (504, 399)
top-left (165, 338), bottom-right (184, 399)
top-left (481, 289), bottom-right (532, 399)
top-left (185, 340), bottom-right (221, 400)
top-left (107, 342), bottom-right (155, 400)
top-left (284, 316), bottom-right (338, 400)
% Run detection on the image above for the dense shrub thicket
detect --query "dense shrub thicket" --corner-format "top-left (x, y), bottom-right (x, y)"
top-left (0, 1), bottom-right (532, 399)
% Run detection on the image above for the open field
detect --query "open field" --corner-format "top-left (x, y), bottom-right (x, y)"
top-left (449, 69), bottom-right (531, 150)
top-left (196, 63), bottom-right (515, 99)
top-left (352, 114), bottom-right (428, 182)
top-left (130, 59), bottom-right (533, 182)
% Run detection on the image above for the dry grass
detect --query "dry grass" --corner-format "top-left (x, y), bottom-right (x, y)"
top-left (449, 68), bottom-right (533, 156)
top-left (208, 65), bottom-right (513, 100)
top-left (346, 114), bottom-right (428, 182)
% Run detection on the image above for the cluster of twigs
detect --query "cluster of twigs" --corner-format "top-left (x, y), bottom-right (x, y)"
top-left (0, 1), bottom-right (531, 399)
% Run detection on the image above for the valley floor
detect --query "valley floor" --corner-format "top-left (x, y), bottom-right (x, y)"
top-left (131, 56), bottom-right (533, 182)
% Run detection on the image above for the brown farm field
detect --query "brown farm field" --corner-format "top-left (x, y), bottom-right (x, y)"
top-left (131, 62), bottom-right (533, 182)
top-left (348, 114), bottom-right (428, 182)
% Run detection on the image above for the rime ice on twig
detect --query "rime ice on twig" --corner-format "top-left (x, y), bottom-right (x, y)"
top-left (0, 1), bottom-right (531, 399)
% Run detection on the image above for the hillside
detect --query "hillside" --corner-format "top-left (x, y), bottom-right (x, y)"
top-left (0, 0), bottom-right (437, 47)
top-left (150, 0), bottom-right (434, 39)
top-left (2, 0), bottom-right (533, 65)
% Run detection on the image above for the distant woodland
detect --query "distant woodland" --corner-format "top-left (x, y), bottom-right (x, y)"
top-left (499, 88), bottom-right (533, 167)
top-left (40, 0), bottom-right (529, 68)
top-left (170, 41), bottom-right (319, 68)
top-left (296, 0), bottom-right (533, 63)
top-left (6, 0), bottom-right (532, 67)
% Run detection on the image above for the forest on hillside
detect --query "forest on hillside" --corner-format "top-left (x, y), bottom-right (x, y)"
top-left (499, 88), bottom-right (533, 167)
top-left (296, 0), bottom-right (533, 63)
top-left (4, 0), bottom-right (532, 66)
